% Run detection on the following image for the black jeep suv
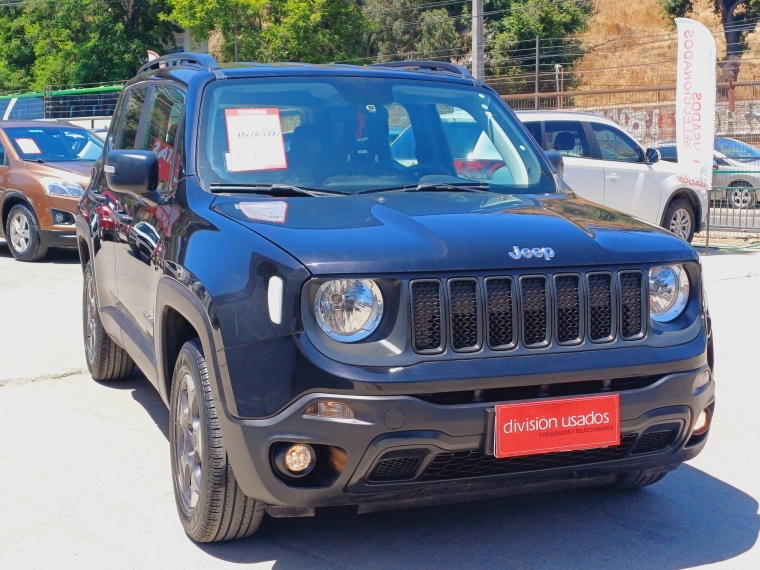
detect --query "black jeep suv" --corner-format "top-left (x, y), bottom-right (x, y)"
top-left (77, 54), bottom-right (715, 542)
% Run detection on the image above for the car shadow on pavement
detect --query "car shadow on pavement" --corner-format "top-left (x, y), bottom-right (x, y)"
top-left (0, 239), bottom-right (80, 264)
top-left (116, 373), bottom-right (760, 570)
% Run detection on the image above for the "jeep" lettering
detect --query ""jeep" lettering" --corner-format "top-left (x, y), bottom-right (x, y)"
top-left (508, 246), bottom-right (555, 260)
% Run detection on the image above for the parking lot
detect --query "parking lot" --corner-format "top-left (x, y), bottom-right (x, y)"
top-left (0, 239), bottom-right (758, 569)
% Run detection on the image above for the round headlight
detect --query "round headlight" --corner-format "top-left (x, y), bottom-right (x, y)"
top-left (314, 279), bottom-right (384, 342)
top-left (649, 265), bottom-right (690, 323)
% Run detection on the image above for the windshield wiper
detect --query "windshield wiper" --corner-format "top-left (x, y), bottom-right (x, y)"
top-left (24, 158), bottom-right (45, 164)
top-left (209, 183), bottom-right (347, 197)
top-left (357, 182), bottom-right (490, 195)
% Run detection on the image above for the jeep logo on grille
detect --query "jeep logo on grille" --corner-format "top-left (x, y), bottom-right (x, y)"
top-left (509, 246), bottom-right (555, 260)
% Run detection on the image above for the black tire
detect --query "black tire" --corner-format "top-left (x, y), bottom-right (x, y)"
top-left (610, 470), bottom-right (669, 490)
top-left (170, 339), bottom-right (265, 542)
top-left (5, 203), bottom-right (48, 262)
top-left (663, 198), bottom-right (695, 242)
top-left (83, 262), bottom-right (136, 381)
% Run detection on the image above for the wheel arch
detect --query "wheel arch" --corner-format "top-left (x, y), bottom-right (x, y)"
top-left (1, 192), bottom-right (35, 236)
top-left (661, 188), bottom-right (702, 230)
top-left (155, 276), bottom-right (231, 412)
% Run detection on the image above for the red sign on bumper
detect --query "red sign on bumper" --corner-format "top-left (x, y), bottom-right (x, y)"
top-left (494, 395), bottom-right (620, 458)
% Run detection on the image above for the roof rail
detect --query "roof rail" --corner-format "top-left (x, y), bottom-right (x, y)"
top-left (370, 60), bottom-right (472, 78)
top-left (137, 52), bottom-right (220, 75)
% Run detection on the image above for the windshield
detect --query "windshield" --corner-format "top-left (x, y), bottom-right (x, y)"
top-left (5, 126), bottom-right (103, 162)
top-left (714, 138), bottom-right (760, 162)
top-left (197, 76), bottom-right (556, 194)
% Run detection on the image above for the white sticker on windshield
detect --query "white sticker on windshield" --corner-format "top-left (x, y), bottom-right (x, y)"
top-left (225, 108), bottom-right (287, 172)
top-left (16, 138), bottom-right (41, 154)
top-left (238, 201), bottom-right (288, 223)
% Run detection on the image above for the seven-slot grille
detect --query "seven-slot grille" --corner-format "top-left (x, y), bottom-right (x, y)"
top-left (410, 270), bottom-right (645, 353)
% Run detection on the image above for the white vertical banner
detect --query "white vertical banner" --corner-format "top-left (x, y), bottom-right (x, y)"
top-left (675, 18), bottom-right (716, 190)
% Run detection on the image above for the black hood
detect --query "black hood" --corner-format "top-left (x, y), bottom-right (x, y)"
top-left (212, 192), bottom-right (696, 275)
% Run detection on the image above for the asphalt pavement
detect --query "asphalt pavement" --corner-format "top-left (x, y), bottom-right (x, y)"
top-left (0, 239), bottom-right (758, 569)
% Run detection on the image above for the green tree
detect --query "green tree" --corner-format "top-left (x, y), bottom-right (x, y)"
top-left (362, 0), bottom-right (462, 61)
top-left (660, 0), bottom-right (760, 81)
top-left (170, 0), bottom-right (369, 63)
top-left (0, 1), bottom-right (178, 92)
top-left (167, 0), bottom-right (267, 62)
top-left (486, 0), bottom-right (594, 93)
top-left (261, 0), bottom-right (370, 62)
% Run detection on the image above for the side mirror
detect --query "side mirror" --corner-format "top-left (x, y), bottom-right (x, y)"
top-left (105, 150), bottom-right (158, 196)
top-left (645, 148), bottom-right (661, 165)
top-left (545, 150), bottom-right (564, 178)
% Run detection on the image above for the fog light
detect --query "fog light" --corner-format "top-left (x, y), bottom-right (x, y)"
top-left (693, 409), bottom-right (711, 436)
top-left (54, 212), bottom-right (65, 224)
top-left (303, 401), bottom-right (354, 419)
top-left (272, 443), bottom-right (316, 479)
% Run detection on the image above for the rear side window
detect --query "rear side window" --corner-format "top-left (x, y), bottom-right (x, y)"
top-left (114, 88), bottom-right (147, 150)
top-left (0, 142), bottom-right (5, 166)
top-left (523, 122), bottom-right (542, 147)
top-left (591, 123), bottom-right (642, 163)
top-left (544, 121), bottom-right (591, 158)
top-left (138, 86), bottom-right (186, 192)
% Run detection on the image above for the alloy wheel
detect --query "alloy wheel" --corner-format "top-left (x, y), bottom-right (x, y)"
top-left (84, 275), bottom-right (98, 364)
top-left (669, 208), bottom-right (692, 240)
top-left (174, 372), bottom-right (202, 512)
top-left (8, 212), bottom-right (31, 253)
top-left (729, 187), bottom-right (754, 209)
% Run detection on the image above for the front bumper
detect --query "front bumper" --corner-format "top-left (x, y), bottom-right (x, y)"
top-left (219, 364), bottom-right (714, 509)
top-left (39, 229), bottom-right (77, 248)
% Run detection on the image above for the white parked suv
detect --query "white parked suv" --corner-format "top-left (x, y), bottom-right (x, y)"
top-left (516, 111), bottom-right (708, 242)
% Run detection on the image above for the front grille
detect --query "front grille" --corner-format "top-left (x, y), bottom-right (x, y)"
top-left (421, 434), bottom-right (637, 481)
top-left (619, 271), bottom-right (644, 339)
top-left (409, 269), bottom-right (646, 353)
top-left (449, 279), bottom-right (479, 351)
top-left (485, 278), bottom-right (514, 349)
top-left (411, 280), bottom-right (443, 352)
top-left (554, 275), bottom-right (581, 343)
top-left (368, 456), bottom-right (423, 482)
top-left (521, 277), bottom-right (548, 346)
top-left (587, 273), bottom-right (613, 341)
top-left (632, 425), bottom-right (679, 454)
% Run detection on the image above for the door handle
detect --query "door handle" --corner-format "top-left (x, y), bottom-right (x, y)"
top-left (112, 211), bottom-right (133, 225)
top-left (605, 173), bottom-right (619, 181)
top-left (90, 191), bottom-right (106, 204)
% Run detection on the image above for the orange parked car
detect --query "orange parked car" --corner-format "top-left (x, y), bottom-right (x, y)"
top-left (0, 121), bottom-right (103, 261)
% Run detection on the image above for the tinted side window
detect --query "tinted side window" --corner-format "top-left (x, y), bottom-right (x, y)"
top-left (658, 146), bottom-right (678, 162)
top-left (114, 88), bottom-right (147, 150)
top-left (591, 123), bottom-right (642, 163)
top-left (524, 122), bottom-right (543, 147)
top-left (138, 86), bottom-right (186, 192)
top-left (0, 142), bottom-right (6, 166)
top-left (544, 121), bottom-right (591, 158)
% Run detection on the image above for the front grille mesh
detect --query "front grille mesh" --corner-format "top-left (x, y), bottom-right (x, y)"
top-left (449, 280), bottom-right (479, 350)
top-left (619, 272), bottom-right (643, 338)
top-left (409, 269), bottom-right (646, 353)
top-left (555, 275), bottom-right (581, 343)
top-left (486, 278), bottom-right (514, 348)
top-left (368, 456), bottom-right (423, 481)
top-left (632, 429), bottom-right (677, 453)
top-left (411, 281), bottom-right (442, 352)
top-left (588, 274), bottom-right (613, 341)
top-left (421, 434), bottom-right (637, 481)
top-left (521, 277), bottom-right (548, 346)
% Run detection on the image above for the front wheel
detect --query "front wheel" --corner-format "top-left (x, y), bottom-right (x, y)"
top-left (664, 199), bottom-right (695, 242)
top-left (170, 339), bottom-right (265, 542)
top-left (5, 204), bottom-right (48, 261)
top-left (610, 469), bottom-right (670, 490)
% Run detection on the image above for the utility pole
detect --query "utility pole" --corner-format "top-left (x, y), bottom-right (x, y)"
top-left (472, 0), bottom-right (484, 81)
top-left (534, 36), bottom-right (540, 110)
